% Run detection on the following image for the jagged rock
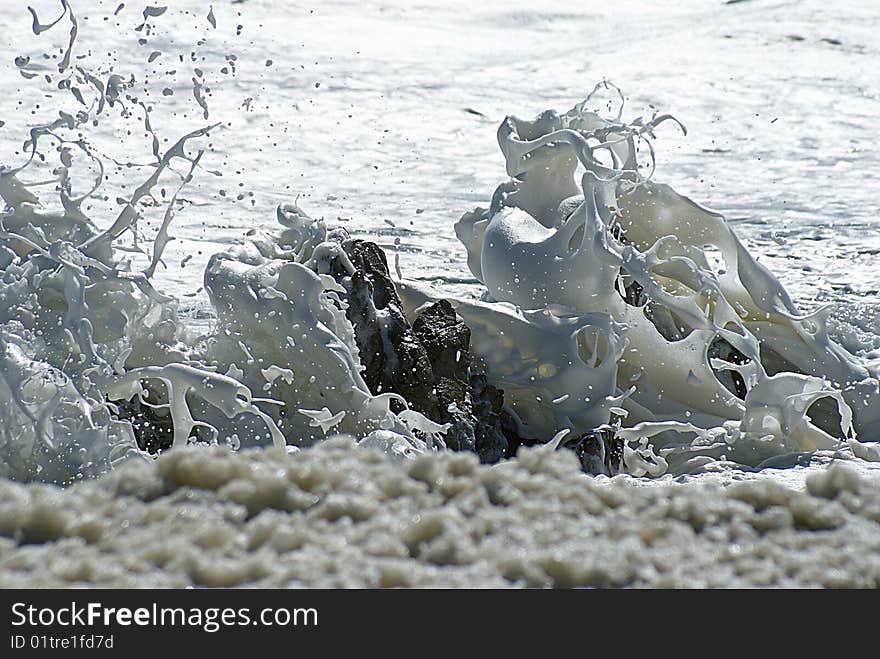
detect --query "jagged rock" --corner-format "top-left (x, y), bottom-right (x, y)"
top-left (412, 299), bottom-right (470, 381)
top-left (469, 373), bottom-right (510, 463)
top-left (343, 239), bottom-right (401, 310)
top-left (333, 239), bottom-right (440, 419)
top-left (558, 427), bottom-right (624, 476)
top-left (411, 299), bottom-right (476, 452)
top-left (411, 300), bottom-right (522, 462)
top-left (328, 238), bottom-right (511, 458)
top-left (330, 237), bottom-right (621, 471)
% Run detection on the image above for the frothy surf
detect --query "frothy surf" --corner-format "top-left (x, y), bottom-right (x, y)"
top-left (2, 2), bottom-right (879, 485)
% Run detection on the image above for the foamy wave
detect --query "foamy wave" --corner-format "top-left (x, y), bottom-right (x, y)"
top-left (450, 82), bottom-right (880, 472)
top-left (3, 7), bottom-right (880, 483)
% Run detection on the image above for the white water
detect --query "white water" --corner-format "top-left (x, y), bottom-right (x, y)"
top-left (3, 0), bottom-right (877, 306)
top-left (2, 0), bottom-right (880, 485)
top-left (4, 0), bottom-right (880, 591)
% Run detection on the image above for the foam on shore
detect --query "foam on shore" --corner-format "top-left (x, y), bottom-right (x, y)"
top-left (2, 437), bottom-right (880, 588)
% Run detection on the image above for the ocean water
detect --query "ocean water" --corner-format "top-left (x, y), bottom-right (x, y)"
top-left (2, 0), bottom-right (880, 586)
top-left (4, 0), bottom-right (878, 314)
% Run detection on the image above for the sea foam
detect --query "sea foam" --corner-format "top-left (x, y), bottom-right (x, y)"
top-left (2, 5), bottom-right (879, 483)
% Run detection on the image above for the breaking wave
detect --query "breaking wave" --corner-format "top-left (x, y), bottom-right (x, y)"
top-left (2, 3), bottom-right (879, 484)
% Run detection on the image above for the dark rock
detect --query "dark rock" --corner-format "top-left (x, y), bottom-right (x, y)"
top-left (411, 299), bottom-right (477, 453)
top-left (343, 239), bottom-right (402, 310)
top-left (326, 238), bottom-right (504, 457)
top-left (411, 300), bottom-right (526, 461)
top-left (469, 373), bottom-right (510, 463)
top-left (325, 235), bottom-right (614, 472)
top-left (333, 239), bottom-right (440, 419)
top-left (432, 375), bottom-right (475, 452)
top-left (412, 299), bottom-right (470, 381)
top-left (559, 427), bottom-right (624, 476)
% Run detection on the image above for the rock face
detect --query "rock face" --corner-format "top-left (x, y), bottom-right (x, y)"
top-left (411, 299), bottom-right (474, 451)
top-left (469, 372), bottom-right (514, 463)
top-left (331, 238), bottom-right (514, 463)
top-left (335, 239), bottom-right (439, 417)
top-left (329, 236), bottom-right (618, 472)
top-left (412, 300), bottom-right (509, 463)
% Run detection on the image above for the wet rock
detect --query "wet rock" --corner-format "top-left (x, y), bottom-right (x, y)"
top-left (342, 239), bottom-right (402, 311)
top-left (334, 239), bottom-right (439, 419)
top-left (469, 373), bottom-right (510, 463)
top-left (327, 239), bottom-right (511, 459)
top-left (412, 300), bottom-right (476, 453)
top-left (558, 427), bottom-right (624, 476)
top-left (319, 234), bottom-right (614, 471)
top-left (412, 300), bottom-right (470, 381)
top-left (410, 300), bottom-right (527, 462)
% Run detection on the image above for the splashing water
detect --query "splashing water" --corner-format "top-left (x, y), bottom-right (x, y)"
top-left (2, 4), bottom-right (879, 484)
top-left (443, 82), bottom-right (880, 474)
top-left (0, 1), bottom-right (438, 482)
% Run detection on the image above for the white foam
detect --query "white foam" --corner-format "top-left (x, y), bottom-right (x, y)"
top-left (3, 4), bottom-right (879, 484)
top-left (444, 85), bottom-right (880, 473)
